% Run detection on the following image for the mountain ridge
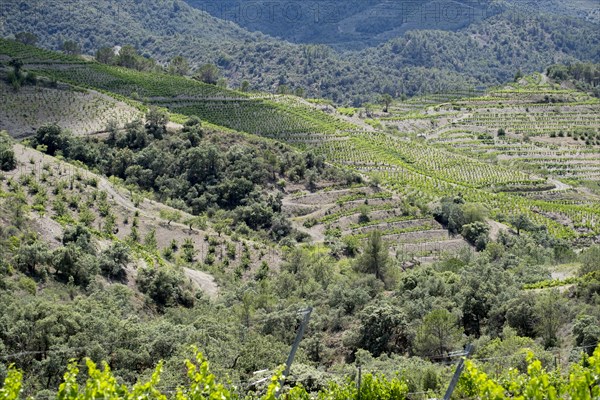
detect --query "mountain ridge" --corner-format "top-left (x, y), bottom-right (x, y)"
top-left (2, 0), bottom-right (599, 103)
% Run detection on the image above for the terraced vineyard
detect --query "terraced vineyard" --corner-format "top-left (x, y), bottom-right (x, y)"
top-left (1, 40), bottom-right (354, 139)
top-left (282, 186), bottom-right (471, 261)
top-left (0, 39), bottom-right (84, 64)
top-left (2, 39), bottom-right (599, 243)
top-left (356, 74), bottom-right (600, 240)
top-left (419, 78), bottom-right (600, 187)
top-left (273, 75), bottom-right (600, 241)
top-left (32, 64), bottom-right (243, 101)
top-left (167, 96), bottom-right (355, 137)
top-left (0, 80), bottom-right (141, 137)
top-left (315, 132), bottom-right (547, 189)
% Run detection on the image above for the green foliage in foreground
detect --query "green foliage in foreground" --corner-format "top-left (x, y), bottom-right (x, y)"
top-left (457, 345), bottom-right (600, 399)
top-left (2, 346), bottom-right (600, 399)
top-left (0, 351), bottom-right (411, 400)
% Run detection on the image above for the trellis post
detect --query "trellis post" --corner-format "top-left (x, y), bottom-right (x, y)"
top-left (443, 344), bottom-right (473, 400)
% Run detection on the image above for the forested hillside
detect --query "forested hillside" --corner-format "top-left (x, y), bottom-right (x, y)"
top-left (2, 0), bottom-right (599, 103)
top-left (183, 0), bottom-right (600, 48)
top-left (183, 0), bottom-right (497, 49)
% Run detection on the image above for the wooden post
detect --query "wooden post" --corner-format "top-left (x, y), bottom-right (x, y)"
top-left (278, 307), bottom-right (313, 398)
top-left (356, 365), bottom-right (362, 400)
top-left (283, 307), bottom-right (312, 377)
top-left (443, 344), bottom-right (473, 400)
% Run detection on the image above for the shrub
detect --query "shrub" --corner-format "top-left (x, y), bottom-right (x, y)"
top-left (137, 266), bottom-right (194, 307)
top-left (0, 132), bottom-right (16, 171)
top-left (99, 242), bottom-right (131, 281)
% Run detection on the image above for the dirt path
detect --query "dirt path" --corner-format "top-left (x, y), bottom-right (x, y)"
top-left (184, 268), bottom-right (218, 298)
top-left (487, 219), bottom-right (509, 241)
top-left (548, 178), bottom-right (572, 191)
top-left (294, 223), bottom-right (326, 243)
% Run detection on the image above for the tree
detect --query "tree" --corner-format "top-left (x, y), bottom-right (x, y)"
top-left (462, 203), bottom-right (488, 225)
top-left (195, 64), bottom-right (220, 85)
top-left (579, 245), bottom-right (600, 276)
top-left (8, 59), bottom-right (24, 90)
top-left (105, 119), bottom-right (120, 147)
top-left (181, 238), bottom-right (195, 263)
top-left (185, 216), bottom-right (207, 231)
top-left (342, 235), bottom-right (361, 257)
top-left (414, 309), bottom-right (463, 358)
top-left (381, 94), bottom-right (393, 113)
top-left (535, 290), bottom-right (568, 348)
top-left (305, 169), bottom-right (318, 192)
top-left (255, 261), bottom-right (269, 281)
top-left (514, 69), bottom-right (524, 82)
top-left (159, 209), bottom-right (181, 226)
top-left (14, 240), bottom-right (50, 276)
top-left (240, 80), bottom-right (250, 92)
top-left (185, 145), bottom-right (223, 185)
top-left (460, 264), bottom-right (515, 337)
top-left (52, 245), bottom-right (98, 286)
top-left (509, 213), bottom-right (535, 235)
top-left (62, 224), bottom-right (94, 253)
top-left (34, 124), bottom-right (68, 156)
top-left (217, 78), bottom-right (228, 88)
top-left (95, 47), bottom-right (115, 64)
top-left (573, 315), bottom-right (600, 355)
top-left (78, 208), bottom-right (96, 227)
top-left (144, 229), bottom-right (158, 250)
top-left (168, 55), bottom-right (190, 76)
top-left (0, 132), bottom-right (16, 171)
top-left (137, 266), bottom-right (192, 307)
top-left (145, 107), bottom-right (169, 140)
top-left (435, 196), bottom-right (467, 235)
top-left (358, 205), bottom-right (370, 224)
top-left (62, 40), bottom-right (81, 55)
top-left (214, 216), bottom-right (233, 237)
top-left (8, 59), bottom-right (23, 76)
top-left (355, 230), bottom-right (389, 283)
top-left (0, 145), bottom-right (16, 171)
top-left (277, 84), bottom-right (290, 95)
top-left (505, 293), bottom-right (538, 338)
top-left (462, 221), bottom-right (490, 250)
top-left (15, 32), bottom-right (38, 46)
top-left (99, 242), bottom-right (130, 280)
top-left (351, 300), bottom-right (410, 357)
top-left (124, 119), bottom-right (148, 150)
top-left (116, 45), bottom-right (141, 69)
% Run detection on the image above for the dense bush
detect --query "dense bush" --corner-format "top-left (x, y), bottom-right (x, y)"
top-left (0, 131), bottom-right (16, 171)
top-left (137, 265), bottom-right (195, 308)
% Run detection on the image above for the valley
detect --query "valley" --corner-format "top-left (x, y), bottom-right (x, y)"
top-left (0, 2), bottom-right (599, 397)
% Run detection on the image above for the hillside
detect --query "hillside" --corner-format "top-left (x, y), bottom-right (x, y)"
top-left (0, 0), bottom-right (255, 55)
top-left (1, 38), bottom-right (600, 399)
top-left (2, 0), bottom-right (599, 103)
top-left (2, 40), bottom-right (600, 244)
top-left (0, 78), bottom-right (141, 138)
top-left (184, 0), bottom-right (600, 48)
top-left (0, 39), bottom-right (356, 138)
top-left (183, 0), bottom-right (496, 49)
